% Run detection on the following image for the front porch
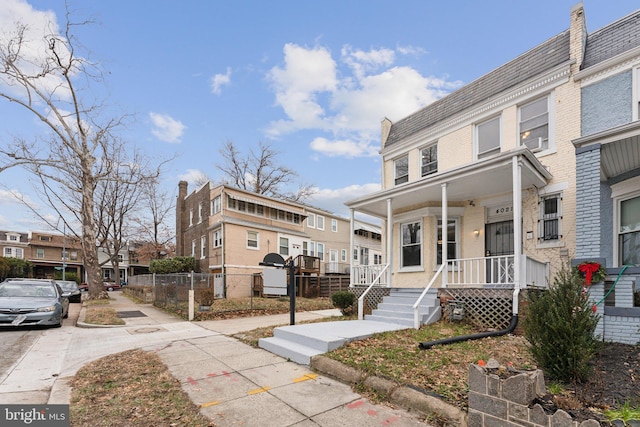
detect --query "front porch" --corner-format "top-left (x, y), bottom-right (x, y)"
top-left (345, 148), bottom-right (554, 329)
top-left (351, 254), bottom-right (550, 329)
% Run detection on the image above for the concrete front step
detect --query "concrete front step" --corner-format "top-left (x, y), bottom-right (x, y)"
top-left (365, 289), bottom-right (441, 327)
top-left (258, 320), bottom-right (408, 365)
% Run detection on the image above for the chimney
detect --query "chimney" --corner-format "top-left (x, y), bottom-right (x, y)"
top-left (570, 2), bottom-right (587, 70)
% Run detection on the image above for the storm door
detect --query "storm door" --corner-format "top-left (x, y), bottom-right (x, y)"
top-left (485, 220), bottom-right (514, 285)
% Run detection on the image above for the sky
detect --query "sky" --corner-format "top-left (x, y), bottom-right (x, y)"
top-left (0, 0), bottom-right (638, 233)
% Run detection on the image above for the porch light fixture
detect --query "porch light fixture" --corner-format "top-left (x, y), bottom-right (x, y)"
top-left (473, 229), bottom-right (480, 238)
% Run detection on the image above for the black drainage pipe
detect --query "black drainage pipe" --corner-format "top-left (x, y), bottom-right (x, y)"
top-left (418, 315), bottom-right (518, 350)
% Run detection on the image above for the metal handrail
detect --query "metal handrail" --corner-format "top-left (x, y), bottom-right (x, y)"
top-left (357, 264), bottom-right (389, 320)
top-left (412, 263), bottom-right (446, 329)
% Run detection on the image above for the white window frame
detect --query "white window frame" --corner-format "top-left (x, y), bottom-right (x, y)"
top-left (4, 247), bottom-right (11, 257)
top-left (341, 249), bottom-right (347, 262)
top-left (212, 229), bottom-right (222, 248)
top-left (394, 155), bottom-right (409, 185)
top-left (519, 95), bottom-right (551, 153)
top-left (436, 217), bottom-right (459, 266)
top-left (421, 143), bottom-right (438, 177)
top-left (279, 237), bottom-right (289, 256)
top-left (198, 202), bottom-right (203, 223)
top-left (36, 248), bottom-right (45, 259)
top-left (191, 240), bottom-right (196, 257)
top-left (211, 196), bottom-right (221, 214)
top-left (189, 209), bottom-right (194, 226)
top-left (331, 219), bottom-right (338, 232)
top-left (538, 193), bottom-right (562, 243)
top-left (317, 243), bottom-right (324, 261)
top-left (475, 115), bottom-right (501, 159)
top-left (200, 235), bottom-right (206, 259)
top-left (247, 231), bottom-right (259, 250)
top-left (400, 220), bottom-right (422, 271)
top-left (612, 176), bottom-right (640, 267)
top-left (307, 213), bottom-right (315, 228)
top-left (317, 215), bottom-right (325, 231)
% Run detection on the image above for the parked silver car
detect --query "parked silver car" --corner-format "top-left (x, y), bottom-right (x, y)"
top-left (0, 279), bottom-right (69, 327)
top-left (57, 280), bottom-right (82, 303)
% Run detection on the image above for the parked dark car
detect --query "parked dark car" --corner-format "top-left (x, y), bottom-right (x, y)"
top-left (0, 278), bottom-right (69, 327)
top-left (57, 280), bottom-right (82, 303)
top-left (78, 282), bottom-right (121, 292)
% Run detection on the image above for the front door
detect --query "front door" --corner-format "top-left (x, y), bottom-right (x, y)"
top-left (485, 220), bottom-right (514, 285)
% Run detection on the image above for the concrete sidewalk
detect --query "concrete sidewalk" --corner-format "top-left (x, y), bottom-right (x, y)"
top-left (0, 291), bottom-right (432, 426)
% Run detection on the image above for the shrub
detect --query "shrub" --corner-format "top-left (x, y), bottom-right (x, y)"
top-left (331, 291), bottom-right (356, 316)
top-left (198, 287), bottom-right (215, 306)
top-left (149, 256), bottom-right (195, 273)
top-left (522, 266), bottom-right (600, 383)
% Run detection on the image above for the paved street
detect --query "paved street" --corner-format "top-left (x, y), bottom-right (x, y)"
top-left (0, 292), bottom-right (432, 426)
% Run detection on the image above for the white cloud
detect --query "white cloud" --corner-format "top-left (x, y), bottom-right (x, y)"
top-left (267, 43), bottom-right (337, 131)
top-left (149, 112), bottom-right (186, 143)
top-left (0, 0), bottom-right (74, 100)
top-left (309, 137), bottom-right (378, 158)
top-left (265, 43), bottom-right (463, 159)
top-left (211, 67), bottom-right (232, 95)
top-left (307, 183), bottom-right (382, 217)
top-left (177, 169), bottom-right (209, 187)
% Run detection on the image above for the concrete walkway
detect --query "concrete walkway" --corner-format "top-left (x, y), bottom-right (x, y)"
top-left (0, 291), bottom-right (432, 426)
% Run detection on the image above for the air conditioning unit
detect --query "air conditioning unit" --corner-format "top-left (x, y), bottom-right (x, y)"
top-left (524, 137), bottom-right (544, 151)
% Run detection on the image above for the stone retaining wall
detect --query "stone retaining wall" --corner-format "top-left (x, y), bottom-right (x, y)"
top-left (467, 364), bottom-right (600, 427)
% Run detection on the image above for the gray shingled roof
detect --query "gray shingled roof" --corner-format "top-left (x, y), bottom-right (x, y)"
top-left (385, 31), bottom-right (571, 148)
top-left (582, 9), bottom-right (640, 69)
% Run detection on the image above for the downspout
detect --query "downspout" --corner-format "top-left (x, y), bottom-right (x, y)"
top-left (419, 315), bottom-right (518, 349)
top-left (386, 198), bottom-right (392, 287)
top-left (350, 209), bottom-right (355, 285)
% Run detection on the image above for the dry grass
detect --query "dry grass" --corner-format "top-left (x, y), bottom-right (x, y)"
top-left (82, 299), bottom-right (125, 325)
top-left (235, 319), bottom-right (536, 409)
top-left (70, 349), bottom-right (212, 427)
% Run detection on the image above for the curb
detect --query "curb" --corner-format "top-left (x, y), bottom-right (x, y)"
top-left (310, 355), bottom-right (468, 427)
top-left (76, 302), bottom-right (127, 329)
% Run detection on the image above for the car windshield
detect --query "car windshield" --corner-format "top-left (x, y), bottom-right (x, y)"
top-left (0, 283), bottom-right (56, 298)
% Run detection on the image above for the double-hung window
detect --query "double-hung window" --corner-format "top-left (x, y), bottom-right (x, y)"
top-left (476, 116), bottom-right (501, 159)
top-left (519, 97), bottom-right (549, 152)
top-left (247, 231), bottom-right (259, 249)
top-left (307, 214), bottom-right (315, 228)
top-left (200, 236), bottom-right (206, 258)
top-left (279, 237), bottom-right (289, 256)
top-left (619, 195), bottom-right (640, 265)
top-left (213, 230), bottom-right (222, 248)
top-left (421, 144), bottom-right (438, 177)
top-left (401, 221), bottom-right (421, 268)
top-left (395, 155), bottom-right (409, 185)
top-left (317, 215), bottom-right (325, 230)
top-left (331, 219), bottom-right (338, 232)
top-left (211, 196), bottom-right (221, 214)
top-left (317, 243), bottom-right (324, 261)
top-left (539, 194), bottom-right (562, 241)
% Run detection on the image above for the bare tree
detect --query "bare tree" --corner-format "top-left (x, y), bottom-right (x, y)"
top-left (0, 11), bottom-right (153, 297)
top-left (130, 177), bottom-right (176, 262)
top-left (216, 140), bottom-right (315, 202)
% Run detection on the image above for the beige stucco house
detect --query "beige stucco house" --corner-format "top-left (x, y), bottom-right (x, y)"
top-left (176, 181), bottom-right (381, 298)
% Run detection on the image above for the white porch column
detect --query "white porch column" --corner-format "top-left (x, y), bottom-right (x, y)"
top-left (386, 198), bottom-right (392, 287)
top-left (350, 208), bottom-right (355, 285)
top-left (441, 183), bottom-right (448, 288)
top-left (512, 156), bottom-right (522, 314)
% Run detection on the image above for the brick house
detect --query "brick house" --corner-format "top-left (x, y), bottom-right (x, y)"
top-left (27, 231), bottom-right (84, 280)
top-left (572, 7), bottom-right (640, 344)
top-left (345, 4), bottom-right (621, 329)
top-left (175, 181), bottom-right (381, 298)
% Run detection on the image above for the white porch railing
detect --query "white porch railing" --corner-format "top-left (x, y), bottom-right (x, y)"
top-left (412, 263), bottom-right (445, 329)
top-left (447, 255), bottom-right (549, 288)
top-left (352, 264), bottom-right (389, 286)
top-left (356, 264), bottom-right (389, 320)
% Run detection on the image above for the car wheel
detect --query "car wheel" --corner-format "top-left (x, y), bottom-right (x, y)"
top-left (107, 287), bottom-right (114, 291)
